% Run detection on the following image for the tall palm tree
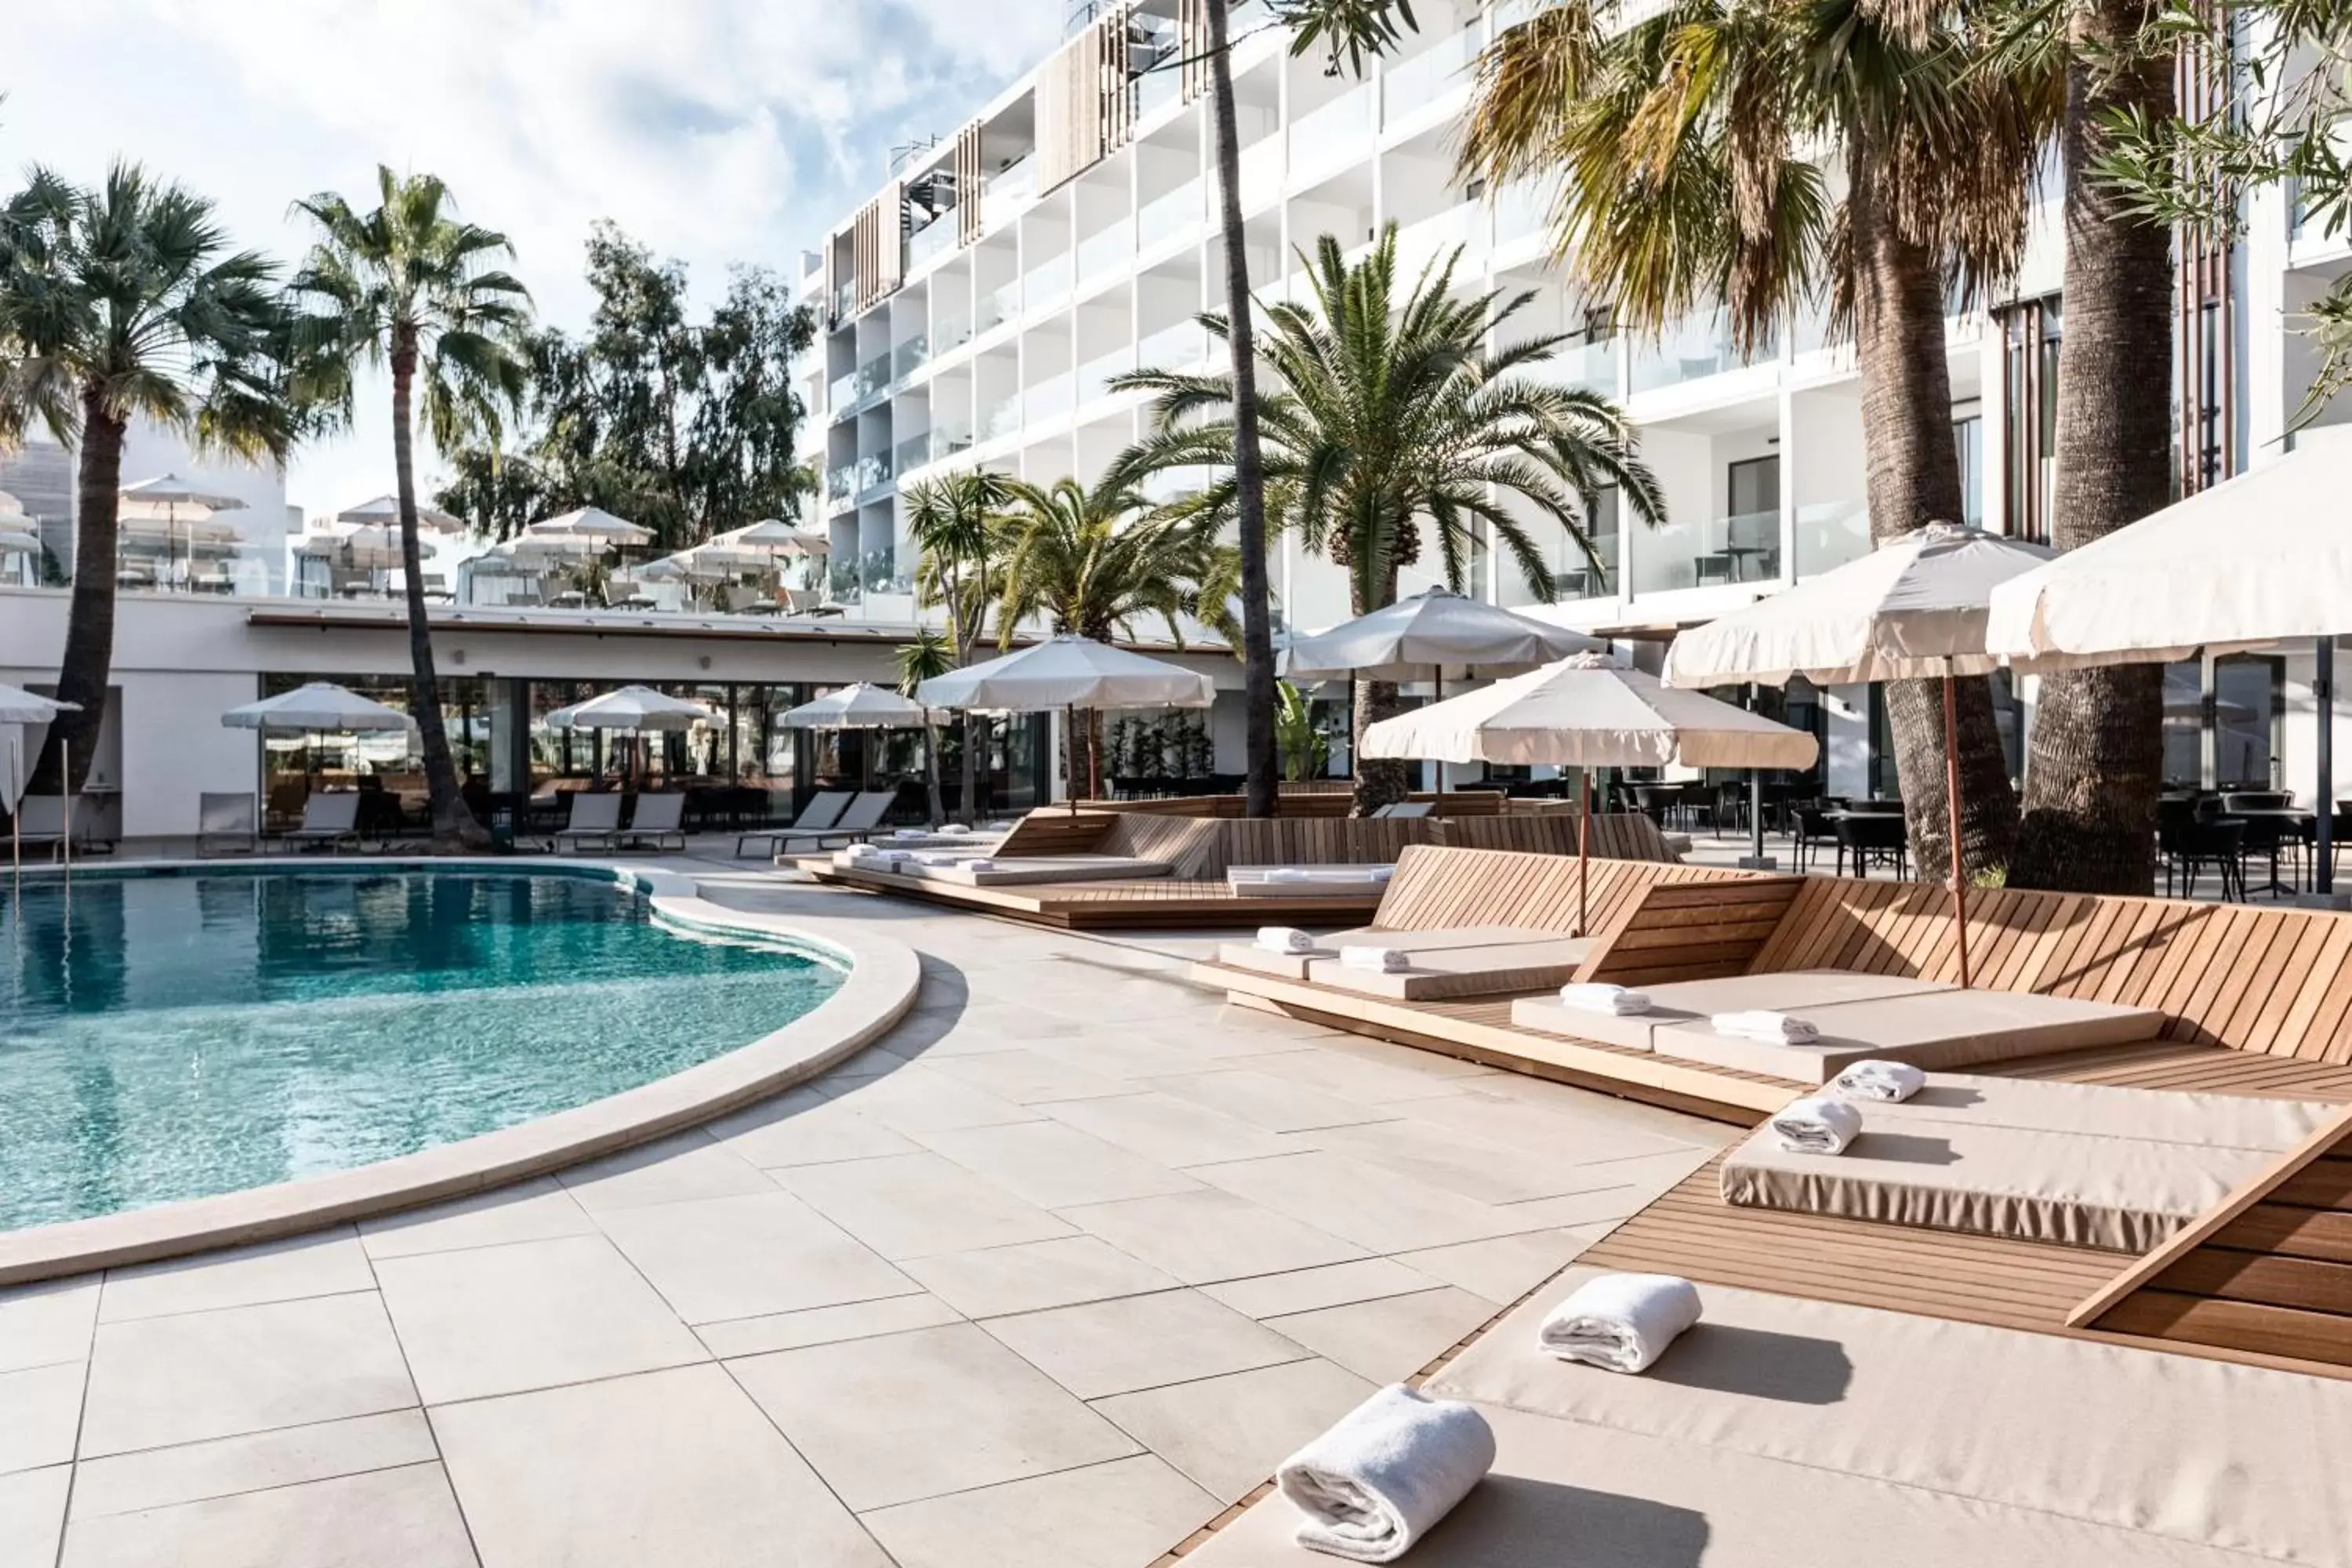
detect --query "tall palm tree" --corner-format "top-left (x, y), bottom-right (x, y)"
top-left (908, 468), bottom-right (1016, 822)
top-left (2006, 0), bottom-right (2175, 892)
top-left (991, 474), bottom-right (1240, 799)
top-left (288, 167), bottom-right (531, 851)
top-left (895, 627), bottom-right (956, 827)
top-left (0, 164), bottom-right (297, 793)
top-left (1116, 227), bottom-right (1662, 812)
top-left (1454, 0), bottom-right (2056, 879)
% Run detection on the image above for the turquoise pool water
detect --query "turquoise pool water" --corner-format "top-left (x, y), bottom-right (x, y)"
top-left (0, 869), bottom-right (842, 1232)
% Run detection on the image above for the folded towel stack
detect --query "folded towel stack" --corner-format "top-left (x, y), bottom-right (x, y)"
top-left (1771, 1096), bottom-right (1863, 1155)
top-left (1557, 982), bottom-right (1653, 1017)
top-left (1277, 1384), bottom-right (1496, 1563)
top-left (844, 844), bottom-right (908, 866)
top-left (1711, 1010), bottom-right (1820, 1043)
top-left (1258, 926), bottom-right (1317, 955)
top-left (1340, 946), bottom-right (1410, 974)
top-left (956, 857), bottom-right (997, 873)
top-left (1537, 1273), bottom-right (1703, 1374)
top-left (1829, 1059), bottom-right (1926, 1102)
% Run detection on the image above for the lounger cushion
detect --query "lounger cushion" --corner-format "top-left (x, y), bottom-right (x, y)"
top-left (906, 854), bottom-right (1173, 886)
top-left (1227, 864), bottom-right (1396, 898)
top-left (1509, 969), bottom-right (1956, 1054)
top-left (1301, 938), bottom-right (1597, 1001)
top-left (1649, 989), bottom-right (2165, 1083)
top-left (1719, 1116), bottom-right (2275, 1251)
top-left (1215, 925), bottom-right (1568, 982)
top-left (1871, 1073), bottom-right (2339, 1150)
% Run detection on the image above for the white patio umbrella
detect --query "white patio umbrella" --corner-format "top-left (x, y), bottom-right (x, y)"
top-left (720, 518), bottom-right (829, 556)
top-left (1, 684), bottom-right (78, 884)
top-left (778, 684), bottom-right (936, 728)
top-left (119, 474), bottom-right (246, 589)
top-left (1363, 654), bottom-right (1819, 932)
top-left (223, 683), bottom-right (416, 823)
top-left (1664, 521), bottom-right (2056, 985)
top-left (335, 494), bottom-right (466, 533)
top-left (527, 506), bottom-right (655, 547)
top-left (918, 635), bottom-right (1216, 811)
top-left (1987, 435), bottom-right (2352, 897)
top-left (336, 524), bottom-right (407, 573)
top-left (546, 685), bottom-right (715, 782)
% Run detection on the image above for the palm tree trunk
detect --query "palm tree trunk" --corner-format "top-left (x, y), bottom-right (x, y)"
top-left (922, 720), bottom-right (944, 826)
top-left (391, 342), bottom-right (487, 852)
top-left (1848, 140), bottom-right (2020, 879)
top-left (1207, 0), bottom-right (1281, 821)
top-left (959, 712), bottom-right (982, 821)
top-left (1348, 573), bottom-right (1410, 815)
top-left (2007, 0), bottom-right (2173, 895)
top-left (32, 388), bottom-right (126, 797)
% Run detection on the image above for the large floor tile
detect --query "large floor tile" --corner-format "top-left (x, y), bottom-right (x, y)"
top-left (1249, 1048), bottom-right (1481, 1106)
top-left (1191, 1150), bottom-right (1541, 1252)
top-left (980, 1288), bottom-right (1308, 1400)
top-left (0, 1278), bottom-right (98, 1373)
top-left (1399, 1090), bottom-right (1697, 1163)
top-left (434, 1363), bottom-right (888, 1568)
top-left (924, 1047), bottom-right (1135, 1105)
top-left (554, 1134), bottom-right (776, 1213)
top-left (1091, 1357), bottom-right (1376, 1500)
top-left (100, 1230), bottom-right (376, 1323)
top-left (861, 1453), bottom-right (1218, 1568)
top-left (1199, 1258), bottom-right (1439, 1320)
top-left (728, 1323), bottom-right (1138, 1511)
top-left (771, 1152), bottom-right (1073, 1260)
top-left (359, 1177), bottom-right (597, 1261)
top-left (1263, 1286), bottom-right (1499, 1383)
top-left (79, 1294), bottom-right (415, 1458)
top-left (58, 1461), bottom-right (474, 1568)
top-left (1059, 1189), bottom-right (1366, 1285)
top-left (1146, 1069), bottom-right (1405, 1134)
top-left (703, 1085), bottom-right (921, 1168)
top-left (900, 1236), bottom-right (1181, 1318)
top-left (1031, 1034), bottom-right (1243, 1081)
top-left (0, 1466), bottom-right (67, 1568)
top-left (1394, 1229), bottom-right (1602, 1306)
top-left (1301, 1119), bottom-right (1644, 1206)
top-left (372, 1235), bottom-right (706, 1404)
top-left (0, 1359), bottom-right (85, 1475)
top-left (913, 1120), bottom-right (1203, 1209)
top-left (816, 1065), bottom-right (1044, 1134)
top-left (1039, 1091), bottom-right (1297, 1167)
top-left (697, 1293), bottom-right (963, 1359)
top-left (595, 1190), bottom-right (916, 1324)
top-left (69, 1411), bottom-right (437, 1522)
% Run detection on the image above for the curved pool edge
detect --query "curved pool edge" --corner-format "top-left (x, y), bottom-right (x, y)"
top-left (0, 858), bottom-right (921, 1288)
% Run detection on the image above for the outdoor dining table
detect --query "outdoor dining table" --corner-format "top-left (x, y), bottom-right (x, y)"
top-left (2216, 807), bottom-right (2316, 897)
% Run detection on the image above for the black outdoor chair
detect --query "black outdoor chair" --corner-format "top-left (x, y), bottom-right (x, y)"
top-left (2162, 816), bottom-right (2246, 902)
top-left (1835, 811), bottom-right (1910, 880)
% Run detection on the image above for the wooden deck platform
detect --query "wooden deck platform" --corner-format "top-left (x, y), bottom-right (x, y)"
top-left (800, 862), bottom-right (1388, 930)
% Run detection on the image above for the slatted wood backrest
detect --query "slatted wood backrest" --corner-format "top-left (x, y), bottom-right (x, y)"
top-left (1219, 818), bottom-right (1432, 874)
top-left (1746, 877), bottom-right (2352, 1062)
top-left (1573, 876), bottom-right (1809, 988)
top-left (996, 809), bottom-right (1120, 858)
top-left (1096, 811), bottom-right (1229, 877)
top-left (1368, 844), bottom-right (1747, 937)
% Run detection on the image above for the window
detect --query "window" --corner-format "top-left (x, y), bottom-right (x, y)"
top-left (2213, 655), bottom-right (2284, 791)
top-left (1952, 405), bottom-right (1984, 528)
top-left (2001, 296), bottom-right (2060, 543)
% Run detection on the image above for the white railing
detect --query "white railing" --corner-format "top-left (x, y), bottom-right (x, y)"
top-left (1289, 86), bottom-right (1372, 179)
top-left (1383, 25), bottom-right (1479, 125)
top-left (1076, 346), bottom-right (1134, 405)
top-left (1076, 219), bottom-right (1134, 279)
top-left (1024, 370), bottom-right (1075, 424)
top-left (1138, 180), bottom-right (1203, 248)
top-left (1136, 321), bottom-right (1208, 372)
top-left (1023, 256), bottom-right (1070, 315)
top-left (980, 157), bottom-right (1035, 234)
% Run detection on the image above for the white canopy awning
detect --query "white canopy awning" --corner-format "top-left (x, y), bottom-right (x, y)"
top-left (1281, 587), bottom-right (1606, 681)
top-left (917, 635), bottom-right (1216, 712)
top-left (527, 506), bottom-right (655, 546)
top-left (779, 684), bottom-right (935, 729)
top-left (1362, 654), bottom-right (1820, 770)
top-left (0, 684), bottom-right (78, 726)
top-left (118, 473), bottom-right (247, 513)
top-left (335, 494), bottom-right (466, 534)
top-left (221, 682), bottom-right (412, 734)
top-left (545, 685), bottom-right (715, 731)
top-left (719, 519), bottom-right (829, 555)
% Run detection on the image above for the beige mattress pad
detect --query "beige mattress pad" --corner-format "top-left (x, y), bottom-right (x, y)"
top-left (1878, 1073), bottom-right (2338, 1151)
top-left (1651, 989), bottom-right (2165, 1083)
top-left (1302, 938), bottom-right (1596, 1001)
top-left (906, 854), bottom-right (1173, 886)
top-left (1214, 924), bottom-right (1563, 982)
top-left (1508, 970), bottom-right (1957, 1055)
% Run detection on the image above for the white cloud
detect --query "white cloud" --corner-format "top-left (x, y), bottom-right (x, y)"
top-left (0, 0), bottom-right (1062, 517)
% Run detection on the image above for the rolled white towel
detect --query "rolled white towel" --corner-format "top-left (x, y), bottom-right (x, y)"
top-left (1537, 1273), bottom-right (1703, 1374)
top-left (1340, 946), bottom-right (1410, 974)
top-left (1772, 1095), bottom-right (1863, 1155)
top-left (1268, 867), bottom-right (1316, 883)
top-left (956, 857), bottom-right (998, 873)
top-left (1711, 1009), bottom-right (1820, 1043)
top-left (1830, 1059), bottom-right (1926, 1102)
top-left (1277, 1384), bottom-right (1495, 1563)
top-left (940, 822), bottom-right (968, 834)
top-left (1367, 866), bottom-right (1394, 880)
top-left (888, 827), bottom-right (927, 841)
top-left (1258, 926), bottom-right (1318, 955)
top-left (1557, 982), bottom-right (1653, 1017)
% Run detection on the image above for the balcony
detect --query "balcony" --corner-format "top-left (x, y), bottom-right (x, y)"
top-left (1629, 318), bottom-right (1777, 394)
top-left (1383, 26), bottom-right (1478, 125)
top-left (1536, 335), bottom-right (1621, 398)
top-left (855, 350), bottom-right (892, 401)
top-left (1289, 86), bottom-right (1371, 180)
top-left (1076, 219), bottom-right (1134, 281)
top-left (1076, 345), bottom-right (1134, 405)
top-left (853, 451), bottom-right (895, 499)
top-left (1138, 180), bottom-right (1203, 249)
top-left (980, 156), bottom-right (1036, 234)
top-left (830, 281), bottom-right (856, 324)
top-left (892, 335), bottom-right (929, 384)
top-left (1136, 320), bottom-right (1207, 373)
top-left (978, 394), bottom-right (1022, 441)
top-left (1549, 532), bottom-right (1620, 601)
top-left (908, 212), bottom-right (958, 270)
top-left (1392, 202), bottom-right (1486, 282)
top-left (1795, 500), bottom-right (1871, 578)
top-left (826, 463), bottom-right (858, 510)
top-left (977, 279), bottom-right (1021, 336)
top-left (1137, 59), bottom-right (1182, 119)
top-left (1629, 509), bottom-right (1782, 594)
top-left (1024, 370), bottom-right (1075, 425)
top-left (1492, 180), bottom-right (1547, 248)
top-left (1023, 254), bottom-right (1071, 315)
top-left (827, 368), bottom-right (857, 412)
top-left (896, 425), bottom-right (975, 476)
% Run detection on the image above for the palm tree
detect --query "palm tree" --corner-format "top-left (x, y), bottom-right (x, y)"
top-left (0, 164), bottom-right (297, 793)
top-left (2005, 0), bottom-right (2175, 893)
top-left (908, 469), bottom-right (1016, 822)
top-left (288, 167), bottom-right (531, 851)
top-left (1453, 0), bottom-right (2055, 879)
top-left (895, 627), bottom-right (956, 827)
top-left (1115, 228), bottom-right (1662, 812)
top-left (991, 474), bottom-right (1240, 799)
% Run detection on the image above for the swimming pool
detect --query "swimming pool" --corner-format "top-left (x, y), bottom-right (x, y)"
top-left (0, 869), bottom-right (844, 1233)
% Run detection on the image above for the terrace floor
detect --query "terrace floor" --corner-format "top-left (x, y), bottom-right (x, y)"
top-left (0, 862), bottom-right (1735, 1568)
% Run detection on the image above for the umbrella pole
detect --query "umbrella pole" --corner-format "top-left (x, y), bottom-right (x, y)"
top-left (2318, 637), bottom-right (2336, 900)
top-left (10, 734), bottom-right (20, 902)
top-left (60, 739), bottom-right (71, 889)
top-left (1432, 667), bottom-right (1445, 798)
top-left (1942, 670), bottom-right (1972, 989)
top-left (1577, 767), bottom-right (1592, 937)
top-left (1065, 704), bottom-right (1079, 818)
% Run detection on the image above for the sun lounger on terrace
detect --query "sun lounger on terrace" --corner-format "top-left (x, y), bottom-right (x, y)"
top-left (1227, 863), bottom-right (1396, 897)
top-left (1216, 924), bottom-right (1566, 982)
top-left (551, 790), bottom-right (623, 852)
top-left (901, 853), bottom-right (1174, 887)
top-left (9, 794), bottom-right (68, 856)
top-left (1857, 1073), bottom-right (2342, 1149)
top-left (1511, 970), bottom-right (1955, 1053)
top-left (765, 789), bottom-right (896, 855)
top-left (735, 789), bottom-right (850, 857)
top-left (1301, 937), bottom-right (1597, 1001)
top-left (616, 791), bottom-right (686, 851)
top-left (279, 791), bottom-right (364, 852)
top-left (1650, 989), bottom-right (2165, 1083)
top-left (196, 791), bottom-right (259, 857)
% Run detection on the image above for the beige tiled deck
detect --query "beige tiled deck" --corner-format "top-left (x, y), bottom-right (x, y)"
top-left (0, 868), bottom-right (1733, 1568)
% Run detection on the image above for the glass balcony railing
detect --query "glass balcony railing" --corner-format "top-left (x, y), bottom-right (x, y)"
top-left (1630, 509), bottom-right (1783, 595)
top-left (1022, 256), bottom-right (1070, 314)
top-left (1392, 203), bottom-right (1486, 281)
top-left (856, 350), bottom-right (891, 400)
top-left (894, 433), bottom-right (934, 476)
top-left (1539, 336), bottom-right (1621, 398)
top-left (1383, 26), bottom-right (1479, 125)
top-left (826, 463), bottom-right (858, 504)
top-left (980, 156), bottom-right (1036, 234)
top-left (1076, 220), bottom-right (1133, 280)
top-left (1492, 180), bottom-right (1547, 247)
top-left (908, 211), bottom-right (958, 270)
top-left (1024, 370), bottom-right (1074, 425)
top-left (1629, 318), bottom-right (1777, 394)
top-left (892, 335), bottom-right (929, 383)
top-left (1136, 320), bottom-right (1207, 372)
top-left (1289, 86), bottom-right (1372, 177)
top-left (1137, 60), bottom-right (1182, 119)
top-left (828, 369), bottom-right (856, 411)
top-left (1138, 180), bottom-right (1203, 249)
top-left (1795, 500), bottom-right (1871, 578)
top-left (853, 452), bottom-right (895, 496)
top-left (976, 280), bottom-right (1021, 335)
top-left (895, 426), bottom-right (975, 475)
top-left (1076, 346), bottom-right (1134, 405)
top-left (978, 395), bottom-right (1022, 441)
top-left (830, 281), bottom-right (856, 323)
top-left (1551, 532), bottom-right (1620, 601)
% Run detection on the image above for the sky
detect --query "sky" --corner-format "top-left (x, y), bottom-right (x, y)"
top-left (0, 0), bottom-right (1065, 521)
